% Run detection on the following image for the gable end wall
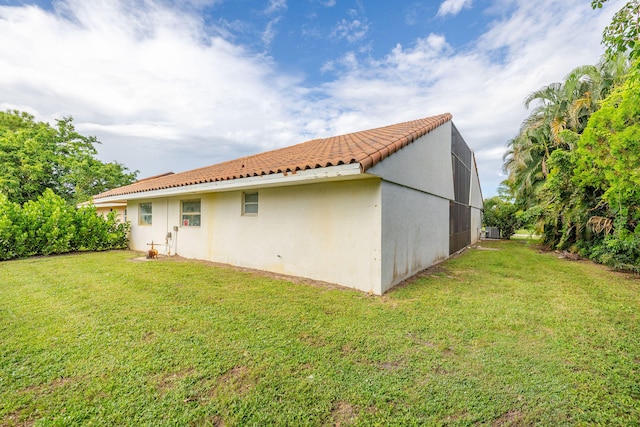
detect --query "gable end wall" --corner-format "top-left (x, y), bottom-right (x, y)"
top-left (368, 122), bottom-right (454, 292)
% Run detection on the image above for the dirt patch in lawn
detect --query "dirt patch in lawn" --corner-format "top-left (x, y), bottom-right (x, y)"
top-left (209, 415), bottom-right (224, 427)
top-left (491, 409), bottom-right (524, 426)
top-left (210, 366), bottom-right (256, 399)
top-left (19, 377), bottom-right (77, 395)
top-left (298, 331), bottom-right (328, 347)
top-left (376, 360), bottom-right (404, 371)
top-left (155, 368), bottom-right (196, 394)
top-left (329, 401), bottom-right (358, 427)
top-left (1, 410), bottom-right (35, 427)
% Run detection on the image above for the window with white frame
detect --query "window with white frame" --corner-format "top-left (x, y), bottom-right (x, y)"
top-left (181, 200), bottom-right (201, 226)
top-left (243, 192), bottom-right (258, 215)
top-left (139, 203), bottom-right (152, 225)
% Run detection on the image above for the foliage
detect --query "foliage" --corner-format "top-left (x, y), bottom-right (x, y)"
top-left (501, 36), bottom-right (640, 270)
top-left (0, 194), bottom-right (25, 260)
top-left (0, 110), bottom-right (137, 205)
top-left (592, 0), bottom-right (640, 59)
top-left (533, 144), bottom-right (598, 251)
top-left (0, 189), bottom-right (129, 260)
top-left (21, 189), bottom-right (77, 256)
top-left (572, 60), bottom-right (640, 270)
top-left (482, 196), bottom-right (520, 239)
top-left (1, 242), bottom-right (639, 425)
top-left (73, 205), bottom-right (130, 251)
top-left (503, 56), bottom-right (629, 209)
top-left (574, 62), bottom-right (640, 213)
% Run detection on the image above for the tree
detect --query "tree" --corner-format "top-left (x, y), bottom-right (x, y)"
top-left (496, 4), bottom-right (639, 270)
top-left (503, 58), bottom-right (626, 210)
top-left (483, 196), bottom-right (520, 239)
top-left (572, 60), bottom-right (640, 269)
top-left (592, 0), bottom-right (640, 58)
top-left (0, 110), bottom-right (137, 205)
top-left (536, 142), bottom-right (597, 250)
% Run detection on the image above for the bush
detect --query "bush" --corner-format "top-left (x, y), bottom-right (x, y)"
top-left (589, 227), bottom-right (640, 272)
top-left (22, 189), bottom-right (76, 256)
top-left (483, 196), bottom-right (520, 239)
top-left (0, 190), bottom-right (129, 260)
top-left (0, 194), bottom-right (25, 260)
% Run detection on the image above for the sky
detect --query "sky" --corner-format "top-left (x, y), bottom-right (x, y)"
top-left (0, 0), bottom-right (625, 197)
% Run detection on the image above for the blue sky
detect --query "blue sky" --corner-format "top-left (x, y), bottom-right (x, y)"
top-left (209, 0), bottom-right (493, 83)
top-left (0, 0), bottom-right (624, 196)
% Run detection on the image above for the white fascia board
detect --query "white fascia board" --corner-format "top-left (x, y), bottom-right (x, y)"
top-left (97, 163), bottom-right (363, 202)
top-left (77, 201), bottom-right (127, 208)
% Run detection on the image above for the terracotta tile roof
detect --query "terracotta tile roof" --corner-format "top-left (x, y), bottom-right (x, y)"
top-left (134, 172), bottom-right (174, 183)
top-left (95, 113), bottom-right (452, 199)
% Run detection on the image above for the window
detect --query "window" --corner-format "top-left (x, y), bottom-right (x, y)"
top-left (181, 200), bottom-right (201, 226)
top-left (243, 192), bottom-right (258, 215)
top-left (139, 203), bottom-right (152, 225)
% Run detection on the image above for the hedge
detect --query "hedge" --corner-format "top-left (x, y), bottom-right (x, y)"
top-left (0, 189), bottom-right (129, 260)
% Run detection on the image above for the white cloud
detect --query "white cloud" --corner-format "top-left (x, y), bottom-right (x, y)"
top-left (320, 60), bottom-right (335, 73)
top-left (0, 0), bottom-right (627, 196)
top-left (331, 18), bottom-right (369, 43)
top-left (437, 0), bottom-right (473, 17)
top-left (264, 0), bottom-right (287, 15)
top-left (0, 0), bottom-right (306, 175)
top-left (262, 17), bottom-right (281, 46)
top-left (306, 0), bottom-right (623, 196)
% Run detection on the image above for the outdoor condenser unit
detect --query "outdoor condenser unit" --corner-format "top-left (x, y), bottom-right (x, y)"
top-left (485, 227), bottom-right (500, 239)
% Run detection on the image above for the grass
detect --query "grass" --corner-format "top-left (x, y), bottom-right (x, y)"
top-left (510, 229), bottom-right (542, 240)
top-left (1, 241), bottom-right (639, 426)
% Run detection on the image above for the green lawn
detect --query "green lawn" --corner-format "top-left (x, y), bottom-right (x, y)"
top-left (1, 241), bottom-right (639, 426)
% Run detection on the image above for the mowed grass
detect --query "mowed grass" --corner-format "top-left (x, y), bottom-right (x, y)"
top-left (1, 241), bottom-right (639, 426)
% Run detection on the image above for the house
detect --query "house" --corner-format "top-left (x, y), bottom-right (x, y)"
top-left (77, 199), bottom-right (128, 222)
top-left (79, 173), bottom-right (175, 222)
top-left (94, 113), bottom-right (483, 295)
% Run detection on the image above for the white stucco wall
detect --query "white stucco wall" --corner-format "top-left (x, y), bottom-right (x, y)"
top-left (470, 155), bottom-right (483, 210)
top-left (367, 120), bottom-right (455, 201)
top-left (367, 121), bottom-right (454, 292)
top-left (173, 193), bottom-right (213, 259)
top-left (128, 196), bottom-right (212, 257)
top-left (205, 178), bottom-right (383, 294)
top-left (379, 182), bottom-right (450, 293)
top-left (128, 178), bottom-right (383, 294)
top-left (471, 207), bottom-right (482, 245)
top-left (129, 198), bottom-right (170, 254)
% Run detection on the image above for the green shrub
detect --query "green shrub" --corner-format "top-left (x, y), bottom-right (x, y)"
top-left (74, 204), bottom-right (110, 251)
top-left (22, 189), bottom-right (76, 256)
top-left (104, 210), bottom-right (130, 249)
top-left (0, 190), bottom-right (129, 260)
top-left (483, 196), bottom-right (520, 239)
top-left (0, 194), bottom-right (26, 260)
top-left (590, 227), bottom-right (640, 272)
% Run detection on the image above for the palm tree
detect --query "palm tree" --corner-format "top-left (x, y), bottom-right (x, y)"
top-left (502, 56), bottom-right (630, 241)
top-left (504, 56), bottom-right (629, 205)
top-left (503, 123), bottom-right (551, 208)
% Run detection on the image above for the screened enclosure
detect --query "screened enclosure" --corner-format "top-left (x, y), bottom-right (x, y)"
top-left (449, 124), bottom-right (473, 255)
